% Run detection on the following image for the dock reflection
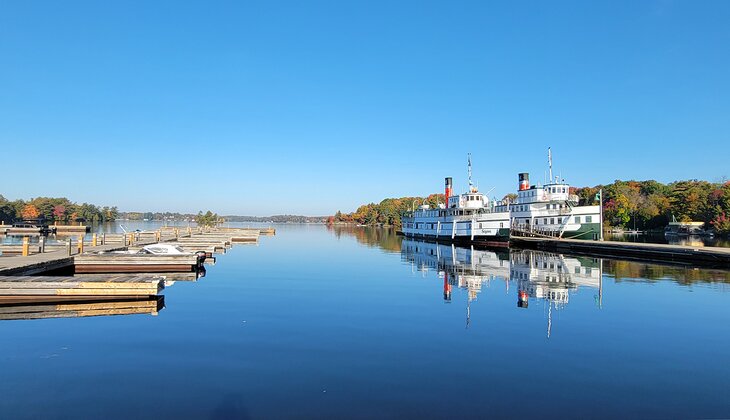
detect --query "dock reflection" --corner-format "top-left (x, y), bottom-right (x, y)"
top-left (401, 239), bottom-right (603, 336)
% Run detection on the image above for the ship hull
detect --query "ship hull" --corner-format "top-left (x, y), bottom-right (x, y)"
top-left (398, 229), bottom-right (510, 248)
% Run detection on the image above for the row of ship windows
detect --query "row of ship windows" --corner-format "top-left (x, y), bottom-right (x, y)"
top-left (406, 222), bottom-right (504, 229)
top-left (407, 215), bottom-right (592, 229)
top-left (520, 187), bottom-right (567, 197)
top-left (512, 264), bottom-right (592, 275)
top-left (513, 203), bottom-right (567, 212)
top-left (531, 215), bottom-right (592, 225)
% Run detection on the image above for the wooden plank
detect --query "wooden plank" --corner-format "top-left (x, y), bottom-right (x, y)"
top-left (0, 297), bottom-right (163, 320)
top-left (0, 275), bottom-right (163, 296)
top-left (75, 265), bottom-right (194, 273)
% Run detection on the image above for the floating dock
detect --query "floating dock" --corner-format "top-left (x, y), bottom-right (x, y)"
top-left (0, 226), bottom-right (270, 277)
top-left (511, 236), bottom-right (730, 267)
top-left (0, 275), bottom-right (164, 298)
top-left (74, 253), bottom-right (202, 273)
top-left (0, 296), bottom-right (164, 320)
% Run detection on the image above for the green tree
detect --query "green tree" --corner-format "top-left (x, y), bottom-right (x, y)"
top-left (195, 210), bottom-right (219, 227)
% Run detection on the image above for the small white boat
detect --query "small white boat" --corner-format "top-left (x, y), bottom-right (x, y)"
top-left (104, 244), bottom-right (207, 264)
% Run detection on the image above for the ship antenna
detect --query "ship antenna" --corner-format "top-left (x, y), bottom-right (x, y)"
top-left (548, 147), bottom-right (553, 183)
top-left (467, 153), bottom-right (473, 189)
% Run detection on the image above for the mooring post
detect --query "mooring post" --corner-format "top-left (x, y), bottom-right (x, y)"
top-left (78, 235), bottom-right (84, 254)
top-left (22, 237), bottom-right (30, 256)
top-left (92, 233), bottom-right (98, 247)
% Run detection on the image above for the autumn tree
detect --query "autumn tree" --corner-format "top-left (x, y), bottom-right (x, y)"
top-left (21, 204), bottom-right (40, 220)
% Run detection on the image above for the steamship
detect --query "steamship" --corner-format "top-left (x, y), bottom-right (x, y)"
top-left (400, 150), bottom-right (603, 245)
top-left (400, 155), bottom-right (512, 247)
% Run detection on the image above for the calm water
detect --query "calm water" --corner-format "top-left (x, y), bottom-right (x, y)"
top-left (1, 225), bottom-right (730, 419)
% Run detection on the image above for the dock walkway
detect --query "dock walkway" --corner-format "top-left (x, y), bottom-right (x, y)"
top-left (0, 275), bottom-right (164, 299)
top-left (511, 236), bottom-right (730, 266)
top-left (0, 243), bottom-right (131, 275)
top-left (0, 227), bottom-right (269, 276)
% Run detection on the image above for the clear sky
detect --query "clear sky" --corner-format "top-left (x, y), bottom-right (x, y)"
top-left (1, 1), bottom-right (728, 215)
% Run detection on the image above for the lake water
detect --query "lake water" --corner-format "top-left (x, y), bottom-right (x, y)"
top-left (1, 224), bottom-right (729, 419)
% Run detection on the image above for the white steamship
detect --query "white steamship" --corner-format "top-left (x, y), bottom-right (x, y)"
top-left (400, 150), bottom-right (603, 245)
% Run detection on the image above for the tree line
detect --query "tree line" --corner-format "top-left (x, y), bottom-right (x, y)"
top-left (330, 194), bottom-right (445, 227)
top-left (0, 195), bottom-right (118, 224)
top-left (331, 179), bottom-right (730, 235)
top-left (574, 179), bottom-right (730, 234)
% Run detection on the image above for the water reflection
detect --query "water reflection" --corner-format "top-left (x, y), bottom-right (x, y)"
top-left (332, 225), bottom-right (730, 286)
top-left (605, 231), bottom-right (730, 248)
top-left (327, 224), bottom-right (402, 253)
top-left (401, 239), bottom-right (603, 336)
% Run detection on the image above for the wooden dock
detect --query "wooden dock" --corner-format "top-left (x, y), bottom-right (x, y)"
top-left (53, 225), bottom-right (90, 233)
top-left (0, 226), bottom-right (269, 277)
top-left (74, 253), bottom-right (202, 273)
top-left (0, 296), bottom-right (164, 320)
top-left (0, 275), bottom-right (164, 298)
top-left (511, 236), bottom-right (730, 266)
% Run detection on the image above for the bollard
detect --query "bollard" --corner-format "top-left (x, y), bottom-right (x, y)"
top-left (77, 235), bottom-right (84, 254)
top-left (39, 236), bottom-right (46, 253)
top-left (68, 239), bottom-right (73, 256)
top-left (22, 237), bottom-right (29, 256)
top-left (92, 233), bottom-right (98, 247)
top-left (101, 232), bottom-right (106, 245)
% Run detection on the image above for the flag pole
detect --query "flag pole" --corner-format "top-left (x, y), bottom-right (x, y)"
top-left (599, 188), bottom-right (604, 241)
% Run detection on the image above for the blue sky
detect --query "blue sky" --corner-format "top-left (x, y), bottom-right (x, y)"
top-left (1, 1), bottom-right (728, 215)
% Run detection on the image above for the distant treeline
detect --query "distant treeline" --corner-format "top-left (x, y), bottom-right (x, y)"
top-left (331, 179), bottom-right (730, 235)
top-left (0, 195), bottom-right (118, 224)
top-left (223, 215), bottom-right (327, 223)
top-left (119, 211), bottom-right (195, 221)
top-left (118, 212), bottom-right (327, 224)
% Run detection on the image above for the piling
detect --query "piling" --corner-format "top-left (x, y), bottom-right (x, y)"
top-left (21, 237), bottom-right (29, 257)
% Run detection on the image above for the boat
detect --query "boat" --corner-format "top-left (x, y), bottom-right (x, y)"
top-left (400, 149), bottom-right (604, 245)
top-left (3, 220), bottom-right (57, 235)
top-left (400, 154), bottom-right (511, 247)
top-left (104, 244), bottom-right (207, 264)
top-left (664, 218), bottom-right (713, 237)
top-left (509, 148), bottom-right (602, 240)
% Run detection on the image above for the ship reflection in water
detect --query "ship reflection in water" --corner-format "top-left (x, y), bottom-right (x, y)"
top-left (401, 238), bottom-right (602, 337)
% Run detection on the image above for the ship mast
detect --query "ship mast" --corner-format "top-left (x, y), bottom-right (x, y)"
top-left (467, 153), bottom-right (473, 190)
top-left (548, 147), bottom-right (553, 183)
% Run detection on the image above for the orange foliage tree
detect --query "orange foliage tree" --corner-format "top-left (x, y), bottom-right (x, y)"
top-left (21, 204), bottom-right (40, 219)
